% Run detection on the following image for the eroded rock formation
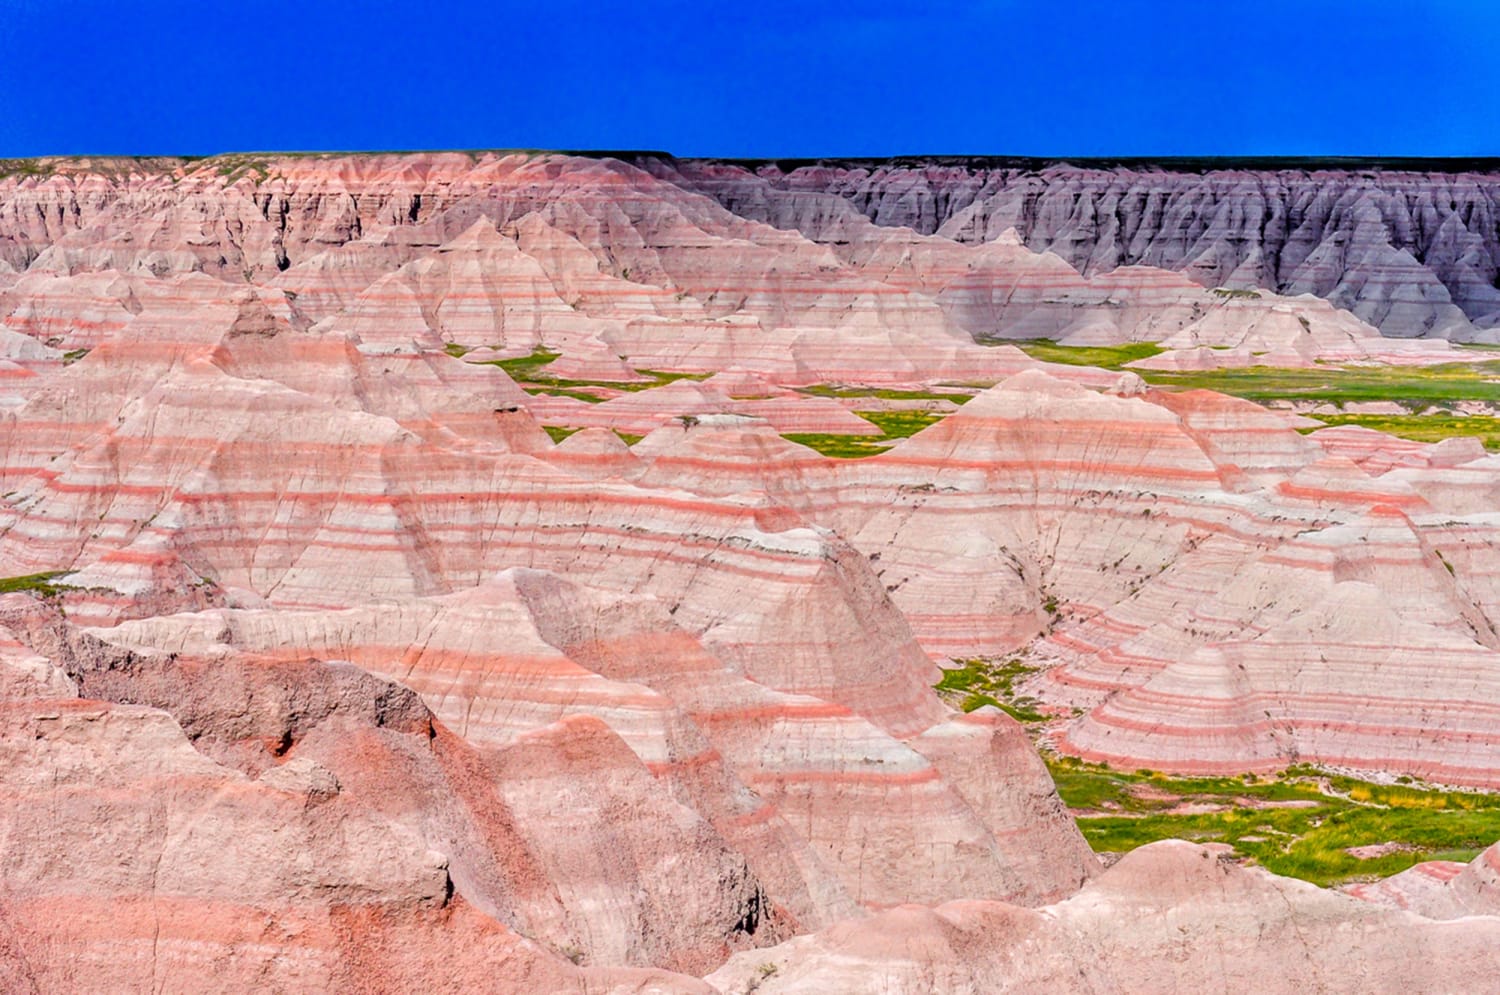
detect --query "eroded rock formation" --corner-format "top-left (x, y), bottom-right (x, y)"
top-left (678, 157), bottom-right (1500, 340)
top-left (0, 152), bottom-right (1498, 991)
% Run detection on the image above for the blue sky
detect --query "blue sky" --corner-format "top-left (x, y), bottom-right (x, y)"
top-left (2, 0), bottom-right (1498, 157)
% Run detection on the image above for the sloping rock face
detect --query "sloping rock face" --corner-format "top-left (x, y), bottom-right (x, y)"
top-left (1346, 841), bottom-right (1500, 919)
top-left (0, 153), bottom-right (1464, 371)
top-left (708, 840), bottom-right (1500, 994)
top-left (680, 157), bottom-right (1500, 339)
top-left (1, 152), bottom-right (1500, 991)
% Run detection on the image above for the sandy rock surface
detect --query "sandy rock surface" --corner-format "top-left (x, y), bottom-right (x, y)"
top-left (0, 152), bottom-right (1498, 991)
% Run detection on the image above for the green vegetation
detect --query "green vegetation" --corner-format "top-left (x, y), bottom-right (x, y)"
top-left (781, 407), bottom-right (951, 458)
top-left (1014, 341), bottom-right (1500, 450)
top-left (777, 402), bottom-right (954, 459)
top-left (210, 155), bottom-right (277, 185)
top-left (0, 159), bottom-right (58, 179)
top-left (855, 409), bottom-right (946, 437)
top-left (487, 346), bottom-right (563, 380)
top-left (931, 656), bottom-right (1500, 887)
top-left (443, 342), bottom-right (472, 358)
top-left (469, 346), bottom-right (713, 402)
top-left (634, 368), bottom-right (715, 385)
top-left (482, 356), bottom-right (963, 454)
top-left (1012, 340), bottom-right (1165, 370)
top-left (1138, 359), bottom-right (1500, 409)
top-left (1046, 756), bottom-right (1500, 886)
top-left (1014, 341), bottom-right (1500, 406)
top-left (781, 433), bottom-right (895, 458)
top-left (934, 657), bottom-right (1047, 723)
top-left (797, 384), bottom-right (975, 402)
top-left (527, 386), bottom-right (608, 404)
top-left (0, 571), bottom-right (71, 598)
top-left (543, 426), bottom-right (581, 443)
top-left (1301, 413), bottom-right (1500, 450)
top-left (542, 426), bottom-right (642, 445)
top-left (1211, 287), bottom-right (1262, 300)
top-left (61, 348), bottom-right (89, 365)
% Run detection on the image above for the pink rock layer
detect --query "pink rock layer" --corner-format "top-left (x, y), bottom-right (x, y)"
top-left (707, 840), bottom-right (1500, 994)
top-left (0, 152), bottom-right (1496, 990)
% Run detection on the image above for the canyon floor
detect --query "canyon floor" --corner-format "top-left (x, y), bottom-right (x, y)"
top-left (1, 152), bottom-right (1500, 992)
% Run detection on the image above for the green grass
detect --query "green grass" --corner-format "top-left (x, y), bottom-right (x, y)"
top-left (0, 159), bottom-right (57, 179)
top-left (633, 368), bottom-right (714, 385)
top-left (855, 409), bottom-right (946, 437)
top-left (1046, 756), bottom-right (1500, 886)
top-left (543, 427), bottom-right (642, 445)
top-left (526, 387), bottom-right (609, 404)
top-left (520, 370), bottom-right (714, 394)
top-left (781, 433), bottom-right (896, 458)
top-left (61, 348), bottom-right (89, 365)
top-left (1131, 357), bottom-right (1500, 409)
top-left (934, 657), bottom-right (1048, 723)
top-left (468, 347), bottom-right (714, 398)
top-left (779, 406), bottom-right (953, 459)
top-left (0, 571), bottom-right (70, 598)
top-left (210, 155), bottom-right (277, 185)
top-left (486, 347), bottom-right (563, 380)
top-left (1015, 341), bottom-right (1500, 452)
top-left (931, 657), bottom-right (1500, 887)
top-left (1302, 413), bottom-right (1500, 450)
top-left (1013, 340), bottom-right (1166, 370)
top-left (1014, 340), bottom-right (1500, 406)
top-left (797, 385), bottom-right (976, 402)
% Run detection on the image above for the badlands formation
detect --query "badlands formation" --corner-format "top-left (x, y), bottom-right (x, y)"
top-left (0, 152), bottom-right (1498, 991)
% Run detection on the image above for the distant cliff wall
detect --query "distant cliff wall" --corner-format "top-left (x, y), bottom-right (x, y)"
top-left (669, 159), bottom-right (1500, 339)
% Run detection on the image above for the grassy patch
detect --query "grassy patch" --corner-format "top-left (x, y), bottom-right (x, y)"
top-left (210, 155), bottom-right (276, 185)
top-left (1016, 342), bottom-right (1500, 429)
top-left (0, 159), bottom-right (58, 179)
top-left (1046, 755), bottom-right (1500, 886)
top-left (485, 346), bottom-right (562, 380)
top-left (613, 430), bottom-right (643, 445)
top-left (1303, 413), bottom-right (1500, 450)
top-left (0, 571), bottom-right (70, 598)
top-left (934, 658), bottom-right (1048, 723)
top-left (781, 433), bottom-right (895, 458)
top-left (443, 342), bottom-right (472, 358)
top-left (1134, 358), bottom-right (1500, 409)
top-left (855, 409), bottom-right (946, 437)
top-left (543, 426), bottom-right (581, 443)
top-left (1013, 340), bottom-right (1165, 370)
top-left (634, 368), bottom-right (714, 385)
top-left (779, 405), bottom-right (953, 458)
top-left (61, 348), bottom-right (89, 365)
top-left (526, 387), bottom-right (608, 404)
top-left (797, 385), bottom-right (975, 402)
top-left (468, 347), bottom-right (713, 396)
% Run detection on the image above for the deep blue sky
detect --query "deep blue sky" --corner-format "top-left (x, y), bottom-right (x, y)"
top-left (3, 0), bottom-right (1498, 158)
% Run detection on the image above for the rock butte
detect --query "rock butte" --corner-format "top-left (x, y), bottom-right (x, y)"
top-left (0, 151), bottom-right (1497, 990)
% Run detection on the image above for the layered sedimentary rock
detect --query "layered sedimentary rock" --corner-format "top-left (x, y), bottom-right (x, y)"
top-left (0, 603), bottom-right (707, 992)
top-left (3, 152), bottom-right (1500, 990)
top-left (707, 840), bottom-right (1500, 994)
top-left (1346, 841), bottom-right (1500, 919)
top-left (679, 157), bottom-right (1500, 339)
top-left (0, 153), bottom-right (1466, 377)
top-left (612, 370), bottom-right (1500, 788)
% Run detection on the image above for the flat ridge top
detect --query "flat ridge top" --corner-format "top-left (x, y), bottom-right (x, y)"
top-left (6, 151), bottom-right (1500, 176)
